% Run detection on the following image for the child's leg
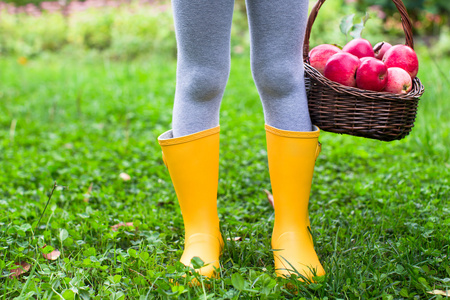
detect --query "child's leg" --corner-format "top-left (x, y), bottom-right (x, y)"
top-left (246, 0), bottom-right (312, 132)
top-left (172, 0), bottom-right (235, 137)
top-left (157, 0), bottom-right (234, 279)
top-left (246, 0), bottom-right (325, 281)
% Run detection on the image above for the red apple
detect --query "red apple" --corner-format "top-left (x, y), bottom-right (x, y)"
top-left (308, 44), bottom-right (342, 75)
top-left (384, 67), bottom-right (412, 94)
top-left (382, 45), bottom-right (419, 78)
top-left (356, 57), bottom-right (388, 91)
top-left (342, 38), bottom-right (375, 58)
top-left (360, 57), bottom-right (372, 63)
top-left (324, 52), bottom-right (361, 87)
top-left (373, 41), bottom-right (392, 60)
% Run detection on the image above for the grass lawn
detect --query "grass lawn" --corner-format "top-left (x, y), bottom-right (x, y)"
top-left (0, 50), bottom-right (449, 299)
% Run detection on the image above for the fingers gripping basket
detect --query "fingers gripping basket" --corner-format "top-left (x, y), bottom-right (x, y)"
top-left (304, 0), bottom-right (425, 142)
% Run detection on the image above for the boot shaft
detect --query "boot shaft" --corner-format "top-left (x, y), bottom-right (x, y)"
top-left (158, 126), bottom-right (221, 237)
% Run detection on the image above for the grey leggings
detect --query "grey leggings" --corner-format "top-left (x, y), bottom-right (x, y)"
top-left (172, 0), bottom-right (312, 137)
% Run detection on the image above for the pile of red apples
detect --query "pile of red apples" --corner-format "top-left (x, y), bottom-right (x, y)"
top-left (308, 38), bottom-right (419, 94)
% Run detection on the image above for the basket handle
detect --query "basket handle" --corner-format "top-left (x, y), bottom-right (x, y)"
top-left (303, 0), bottom-right (415, 60)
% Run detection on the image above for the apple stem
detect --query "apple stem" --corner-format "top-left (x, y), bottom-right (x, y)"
top-left (374, 42), bottom-right (384, 53)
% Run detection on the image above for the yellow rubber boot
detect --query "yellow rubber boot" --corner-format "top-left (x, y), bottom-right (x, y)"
top-left (158, 126), bottom-right (223, 278)
top-left (265, 124), bottom-right (325, 281)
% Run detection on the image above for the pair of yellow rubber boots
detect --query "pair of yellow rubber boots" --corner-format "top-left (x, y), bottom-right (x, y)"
top-left (158, 124), bottom-right (325, 280)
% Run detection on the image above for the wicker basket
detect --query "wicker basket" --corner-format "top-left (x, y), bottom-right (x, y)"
top-left (304, 0), bottom-right (425, 142)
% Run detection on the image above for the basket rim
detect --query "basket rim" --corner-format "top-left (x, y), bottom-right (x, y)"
top-left (305, 63), bottom-right (425, 101)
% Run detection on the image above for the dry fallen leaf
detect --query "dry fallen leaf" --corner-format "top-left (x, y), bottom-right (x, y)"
top-left (83, 182), bottom-right (93, 203)
top-left (111, 222), bottom-right (135, 231)
top-left (42, 245), bottom-right (61, 260)
top-left (226, 237), bottom-right (242, 241)
top-left (428, 290), bottom-right (450, 297)
top-left (10, 262), bottom-right (31, 278)
top-left (264, 189), bottom-right (274, 209)
top-left (119, 173), bottom-right (131, 181)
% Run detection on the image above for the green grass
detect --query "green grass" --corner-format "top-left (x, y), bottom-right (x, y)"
top-left (0, 50), bottom-right (449, 299)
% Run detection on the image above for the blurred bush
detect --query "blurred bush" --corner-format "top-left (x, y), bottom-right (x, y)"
top-left (67, 9), bottom-right (113, 50)
top-left (355, 0), bottom-right (450, 17)
top-left (3, 0), bottom-right (50, 6)
top-left (0, 12), bottom-right (67, 56)
top-left (0, 2), bottom-right (177, 59)
top-left (0, 0), bottom-right (448, 59)
top-left (433, 26), bottom-right (450, 55)
top-left (108, 7), bottom-right (176, 60)
top-left (351, 0), bottom-right (450, 55)
top-left (307, 0), bottom-right (450, 57)
top-left (354, 0), bottom-right (449, 35)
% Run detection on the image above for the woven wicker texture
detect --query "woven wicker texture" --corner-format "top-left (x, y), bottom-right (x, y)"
top-left (303, 0), bottom-right (425, 141)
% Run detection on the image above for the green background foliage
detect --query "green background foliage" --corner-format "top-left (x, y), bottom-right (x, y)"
top-left (0, 3), bottom-right (177, 59)
top-left (1, 0), bottom-right (450, 58)
top-left (355, 0), bottom-right (450, 16)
